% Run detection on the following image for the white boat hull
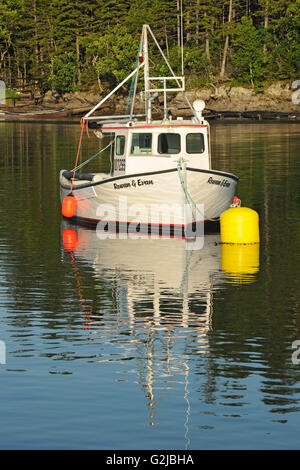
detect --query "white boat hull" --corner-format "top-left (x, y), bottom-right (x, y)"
top-left (60, 167), bottom-right (238, 234)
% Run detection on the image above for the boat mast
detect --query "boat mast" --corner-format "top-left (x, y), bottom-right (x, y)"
top-left (83, 23), bottom-right (197, 125)
top-left (143, 24), bottom-right (151, 123)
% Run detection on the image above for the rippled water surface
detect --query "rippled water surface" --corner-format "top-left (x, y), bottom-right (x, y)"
top-left (0, 120), bottom-right (299, 449)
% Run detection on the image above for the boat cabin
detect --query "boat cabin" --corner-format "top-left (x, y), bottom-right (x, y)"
top-left (100, 118), bottom-right (211, 177)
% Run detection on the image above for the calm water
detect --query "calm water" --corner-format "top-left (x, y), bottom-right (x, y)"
top-left (0, 120), bottom-right (299, 450)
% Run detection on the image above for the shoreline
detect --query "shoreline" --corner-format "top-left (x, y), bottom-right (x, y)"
top-left (1, 83), bottom-right (299, 122)
top-left (1, 108), bottom-right (299, 122)
top-left (1, 110), bottom-right (299, 123)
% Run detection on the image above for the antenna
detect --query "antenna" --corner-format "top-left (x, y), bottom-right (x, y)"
top-left (180, 0), bottom-right (184, 76)
top-left (143, 24), bottom-right (151, 122)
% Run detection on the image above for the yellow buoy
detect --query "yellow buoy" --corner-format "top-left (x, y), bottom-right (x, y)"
top-left (220, 207), bottom-right (259, 244)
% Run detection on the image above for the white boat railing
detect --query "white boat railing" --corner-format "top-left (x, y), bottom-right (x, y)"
top-left (83, 63), bottom-right (145, 121)
top-left (83, 114), bottom-right (146, 122)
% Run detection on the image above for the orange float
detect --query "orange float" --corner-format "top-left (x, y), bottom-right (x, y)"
top-left (62, 195), bottom-right (77, 218)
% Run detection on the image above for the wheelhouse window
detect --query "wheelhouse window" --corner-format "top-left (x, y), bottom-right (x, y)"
top-left (186, 133), bottom-right (205, 154)
top-left (158, 133), bottom-right (180, 154)
top-left (116, 135), bottom-right (125, 155)
top-left (131, 133), bottom-right (152, 155)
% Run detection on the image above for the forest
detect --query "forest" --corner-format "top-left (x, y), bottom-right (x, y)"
top-left (0, 0), bottom-right (299, 96)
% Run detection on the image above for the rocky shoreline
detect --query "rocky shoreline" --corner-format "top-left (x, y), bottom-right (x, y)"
top-left (1, 82), bottom-right (299, 120)
top-left (173, 82), bottom-right (299, 114)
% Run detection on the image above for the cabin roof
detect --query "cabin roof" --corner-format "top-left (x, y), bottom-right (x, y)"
top-left (101, 119), bottom-right (208, 132)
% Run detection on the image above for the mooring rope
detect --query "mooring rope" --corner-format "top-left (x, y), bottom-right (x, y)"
top-left (176, 158), bottom-right (218, 223)
top-left (69, 119), bottom-right (115, 192)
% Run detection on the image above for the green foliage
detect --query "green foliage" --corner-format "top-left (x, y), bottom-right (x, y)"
top-left (86, 26), bottom-right (139, 85)
top-left (0, 0), bottom-right (299, 93)
top-left (267, 0), bottom-right (300, 80)
top-left (48, 53), bottom-right (77, 94)
top-left (232, 17), bottom-right (264, 87)
top-left (5, 88), bottom-right (20, 100)
top-left (184, 47), bottom-right (210, 74)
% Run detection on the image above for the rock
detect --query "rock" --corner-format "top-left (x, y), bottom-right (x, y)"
top-left (172, 91), bottom-right (190, 106)
top-left (62, 91), bottom-right (102, 109)
top-left (264, 83), bottom-right (291, 101)
top-left (211, 85), bottom-right (229, 100)
top-left (43, 90), bottom-right (57, 104)
top-left (171, 89), bottom-right (211, 109)
top-left (74, 91), bottom-right (100, 103)
top-left (229, 87), bottom-right (254, 101)
top-left (63, 91), bottom-right (101, 104)
top-left (195, 88), bottom-right (212, 101)
top-left (180, 88), bottom-right (212, 103)
top-left (62, 92), bottom-right (74, 102)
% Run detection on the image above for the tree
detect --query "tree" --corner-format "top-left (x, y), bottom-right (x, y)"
top-left (0, 1), bottom-right (19, 84)
top-left (232, 16), bottom-right (264, 87)
top-left (185, 0), bottom-right (219, 61)
top-left (267, 0), bottom-right (300, 80)
top-left (84, 25), bottom-right (140, 91)
top-left (220, 0), bottom-right (233, 80)
top-left (0, 0), bottom-right (299, 94)
top-left (48, 52), bottom-right (77, 94)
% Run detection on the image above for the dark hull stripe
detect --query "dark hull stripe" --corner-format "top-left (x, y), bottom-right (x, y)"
top-left (63, 215), bottom-right (220, 236)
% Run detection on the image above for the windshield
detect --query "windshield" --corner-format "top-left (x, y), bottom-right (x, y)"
top-left (130, 133), bottom-right (152, 155)
top-left (158, 133), bottom-right (181, 154)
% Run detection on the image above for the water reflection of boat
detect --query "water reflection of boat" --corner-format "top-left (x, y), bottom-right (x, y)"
top-left (61, 223), bottom-right (259, 436)
top-left (62, 222), bottom-right (223, 329)
top-left (62, 223), bottom-right (223, 437)
top-left (62, 222), bottom-right (260, 296)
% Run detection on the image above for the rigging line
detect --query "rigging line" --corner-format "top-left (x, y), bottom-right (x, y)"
top-left (183, 360), bottom-right (191, 450)
top-left (70, 119), bottom-right (85, 194)
top-left (126, 53), bottom-right (140, 115)
top-left (71, 140), bottom-right (115, 172)
top-left (127, 31), bottom-right (144, 117)
top-left (109, 141), bottom-right (113, 175)
top-left (145, 25), bottom-right (197, 120)
top-left (68, 250), bottom-right (93, 330)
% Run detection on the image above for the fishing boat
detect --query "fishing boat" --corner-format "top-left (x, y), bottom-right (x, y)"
top-left (59, 25), bottom-right (239, 237)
